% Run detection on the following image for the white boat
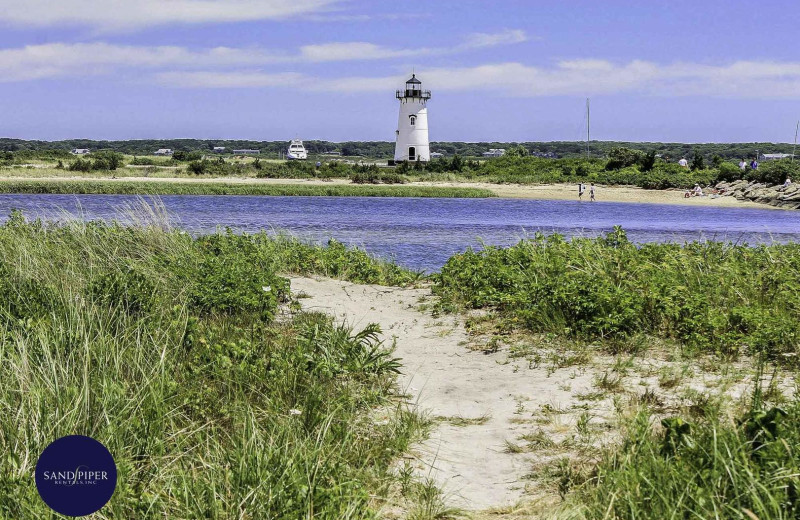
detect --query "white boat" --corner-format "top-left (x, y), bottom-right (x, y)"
top-left (287, 139), bottom-right (308, 160)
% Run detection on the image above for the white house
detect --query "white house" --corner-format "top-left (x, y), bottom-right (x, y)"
top-left (154, 148), bottom-right (174, 156)
top-left (761, 153), bottom-right (792, 161)
top-left (394, 74), bottom-right (431, 162)
top-left (71, 148), bottom-right (90, 155)
top-left (212, 147), bottom-right (226, 153)
top-left (430, 152), bottom-right (445, 159)
top-left (482, 149), bottom-right (506, 158)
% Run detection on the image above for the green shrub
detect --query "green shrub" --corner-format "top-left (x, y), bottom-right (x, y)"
top-left (434, 229), bottom-right (800, 363)
top-left (746, 160), bottom-right (800, 185)
top-left (68, 151), bottom-right (124, 171)
top-left (716, 161), bottom-right (743, 182)
top-left (606, 147), bottom-right (645, 170)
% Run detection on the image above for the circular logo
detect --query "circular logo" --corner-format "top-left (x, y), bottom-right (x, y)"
top-left (35, 435), bottom-right (117, 517)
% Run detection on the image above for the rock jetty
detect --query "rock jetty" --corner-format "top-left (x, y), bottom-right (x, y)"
top-left (715, 180), bottom-right (800, 209)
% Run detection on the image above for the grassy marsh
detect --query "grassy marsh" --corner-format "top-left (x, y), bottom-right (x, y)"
top-left (0, 178), bottom-right (495, 198)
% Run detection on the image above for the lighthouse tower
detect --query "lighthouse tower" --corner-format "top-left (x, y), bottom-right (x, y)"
top-left (394, 74), bottom-right (431, 163)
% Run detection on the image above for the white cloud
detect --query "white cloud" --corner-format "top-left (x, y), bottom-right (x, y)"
top-left (307, 60), bottom-right (800, 99)
top-left (0, 43), bottom-right (289, 82)
top-left (155, 70), bottom-right (306, 88)
top-left (5, 39), bottom-right (800, 100)
top-left (300, 42), bottom-right (418, 62)
top-left (299, 29), bottom-right (530, 62)
top-left (461, 29), bottom-right (528, 49)
top-left (0, 0), bottom-right (339, 30)
top-left (0, 31), bottom-right (530, 82)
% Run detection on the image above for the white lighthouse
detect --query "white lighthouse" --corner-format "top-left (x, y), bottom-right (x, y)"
top-left (394, 74), bottom-right (431, 163)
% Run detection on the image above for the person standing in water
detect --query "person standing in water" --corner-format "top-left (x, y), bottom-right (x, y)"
top-left (578, 183), bottom-right (584, 201)
top-left (590, 183), bottom-right (596, 201)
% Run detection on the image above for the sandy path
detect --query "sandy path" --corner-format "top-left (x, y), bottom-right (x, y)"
top-left (289, 276), bottom-right (601, 511)
top-left (0, 174), bottom-right (776, 209)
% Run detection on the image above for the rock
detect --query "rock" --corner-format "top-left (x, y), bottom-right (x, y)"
top-left (744, 182), bottom-right (766, 195)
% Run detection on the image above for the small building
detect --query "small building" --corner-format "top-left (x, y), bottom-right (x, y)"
top-left (71, 148), bottom-right (90, 155)
top-left (482, 149), bottom-right (506, 158)
top-left (154, 148), bottom-right (174, 156)
top-left (212, 147), bottom-right (226, 153)
top-left (430, 152), bottom-right (445, 159)
top-left (761, 153), bottom-right (792, 161)
top-left (232, 149), bottom-right (260, 155)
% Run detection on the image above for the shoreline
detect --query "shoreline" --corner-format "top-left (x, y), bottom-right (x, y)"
top-left (0, 175), bottom-right (783, 209)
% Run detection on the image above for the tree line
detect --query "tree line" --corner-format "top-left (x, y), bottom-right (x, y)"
top-left (1, 138), bottom-right (795, 161)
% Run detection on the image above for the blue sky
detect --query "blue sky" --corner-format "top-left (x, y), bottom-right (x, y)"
top-left (1, 0), bottom-right (799, 143)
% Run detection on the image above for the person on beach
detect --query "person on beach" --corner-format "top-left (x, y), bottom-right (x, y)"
top-left (693, 184), bottom-right (704, 197)
top-left (590, 183), bottom-right (596, 201)
top-left (578, 183), bottom-right (584, 201)
top-left (750, 158), bottom-right (759, 170)
top-left (784, 177), bottom-right (793, 188)
top-left (678, 157), bottom-right (689, 168)
top-left (739, 158), bottom-right (747, 171)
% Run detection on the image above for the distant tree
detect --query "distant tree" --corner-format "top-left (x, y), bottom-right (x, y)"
top-left (606, 147), bottom-right (644, 170)
top-left (574, 163), bottom-right (590, 177)
top-left (691, 151), bottom-right (705, 171)
top-left (88, 151), bottom-right (123, 170)
top-left (450, 154), bottom-right (464, 172)
top-left (711, 154), bottom-right (724, 168)
top-left (639, 150), bottom-right (657, 172)
top-left (506, 145), bottom-right (529, 158)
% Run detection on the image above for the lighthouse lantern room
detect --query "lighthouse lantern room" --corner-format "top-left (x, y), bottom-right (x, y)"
top-left (394, 74), bottom-right (431, 163)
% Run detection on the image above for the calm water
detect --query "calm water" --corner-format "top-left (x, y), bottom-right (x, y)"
top-left (1, 194), bottom-right (799, 272)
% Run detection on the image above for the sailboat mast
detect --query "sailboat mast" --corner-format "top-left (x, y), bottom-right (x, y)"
top-left (586, 98), bottom-right (590, 160)
top-left (793, 120), bottom-right (799, 163)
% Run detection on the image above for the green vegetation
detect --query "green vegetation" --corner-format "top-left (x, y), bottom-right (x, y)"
top-left (560, 377), bottom-right (800, 520)
top-left (2, 137), bottom-right (797, 162)
top-left (0, 201), bottom-right (797, 517)
top-left (67, 151), bottom-right (125, 172)
top-left (0, 212), bottom-right (427, 517)
top-left (5, 144), bottom-right (798, 193)
top-left (435, 228), bottom-right (800, 363)
top-left (0, 179), bottom-right (494, 198)
top-left (417, 153), bottom-right (720, 189)
top-left (433, 230), bottom-right (799, 519)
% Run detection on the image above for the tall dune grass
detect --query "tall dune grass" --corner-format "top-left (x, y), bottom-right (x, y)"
top-left (0, 211), bottom-right (425, 518)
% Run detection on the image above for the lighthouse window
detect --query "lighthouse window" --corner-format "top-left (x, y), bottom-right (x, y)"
top-left (409, 115), bottom-right (416, 126)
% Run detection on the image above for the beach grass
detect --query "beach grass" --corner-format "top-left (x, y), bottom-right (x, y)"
top-left (0, 178), bottom-right (495, 198)
top-left (552, 374), bottom-right (800, 520)
top-left (0, 212), bottom-right (426, 518)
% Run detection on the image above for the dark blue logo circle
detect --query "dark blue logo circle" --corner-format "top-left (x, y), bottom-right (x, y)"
top-left (35, 435), bottom-right (117, 517)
